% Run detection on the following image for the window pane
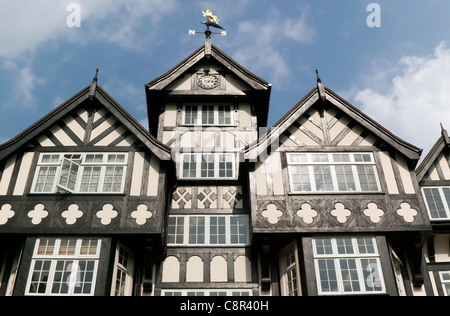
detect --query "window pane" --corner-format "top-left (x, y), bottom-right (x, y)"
top-left (356, 237), bottom-right (376, 254)
top-left (58, 158), bottom-right (79, 191)
top-left (185, 105), bottom-right (198, 125)
top-left (51, 260), bottom-right (72, 294)
top-left (423, 188), bottom-right (447, 219)
top-left (289, 154), bottom-right (307, 163)
top-left (29, 260), bottom-right (51, 294)
top-left (443, 188), bottom-right (450, 216)
top-left (335, 166), bottom-right (356, 191)
top-left (312, 154), bottom-right (329, 163)
top-left (317, 259), bottom-right (338, 293)
top-left (201, 154), bottom-right (215, 178)
top-left (290, 166), bottom-right (311, 192)
top-left (218, 154), bottom-right (233, 178)
top-left (59, 239), bottom-right (76, 255)
top-left (189, 217), bottom-right (205, 244)
top-left (357, 166), bottom-right (379, 191)
top-left (34, 166), bottom-right (57, 193)
top-left (313, 166), bottom-right (333, 191)
top-left (168, 217), bottom-right (184, 244)
top-left (103, 166), bottom-right (124, 192)
top-left (182, 155), bottom-right (197, 178)
top-left (218, 105), bottom-right (232, 125)
top-left (361, 259), bottom-right (383, 292)
top-left (315, 238), bottom-right (333, 255)
top-left (37, 238), bottom-right (55, 255)
top-left (230, 216), bottom-right (248, 244)
top-left (85, 154), bottom-right (103, 163)
top-left (336, 238), bottom-right (354, 255)
top-left (210, 216), bottom-right (226, 244)
top-left (79, 166), bottom-right (101, 192)
top-left (202, 105), bottom-right (215, 125)
top-left (339, 259), bottom-right (361, 292)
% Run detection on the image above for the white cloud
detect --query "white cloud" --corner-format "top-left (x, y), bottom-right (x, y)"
top-left (0, 0), bottom-right (179, 59)
top-left (232, 6), bottom-right (314, 87)
top-left (353, 42), bottom-right (450, 156)
top-left (1, 61), bottom-right (46, 109)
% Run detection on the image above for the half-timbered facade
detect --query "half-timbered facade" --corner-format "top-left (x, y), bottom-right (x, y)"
top-left (0, 75), bottom-right (172, 296)
top-left (0, 35), bottom-right (439, 296)
top-left (416, 126), bottom-right (450, 296)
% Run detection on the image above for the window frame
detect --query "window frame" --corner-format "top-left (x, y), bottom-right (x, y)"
top-left (179, 153), bottom-right (236, 180)
top-left (111, 242), bottom-right (134, 296)
top-left (286, 152), bottom-right (381, 194)
top-left (161, 289), bottom-right (252, 296)
top-left (312, 236), bottom-right (386, 295)
top-left (31, 153), bottom-right (128, 194)
top-left (279, 242), bottom-right (301, 296)
top-left (25, 238), bottom-right (101, 296)
top-left (421, 186), bottom-right (450, 221)
top-left (439, 271), bottom-right (450, 296)
top-left (182, 105), bottom-right (233, 126)
top-left (167, 215), bottom-right (250, 246)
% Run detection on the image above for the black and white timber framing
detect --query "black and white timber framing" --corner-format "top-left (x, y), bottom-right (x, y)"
top-left (0, 37), bottom-right (447, 296)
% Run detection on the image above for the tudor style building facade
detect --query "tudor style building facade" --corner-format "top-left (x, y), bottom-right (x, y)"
top-left (0, 37), bottom-right (446, 296)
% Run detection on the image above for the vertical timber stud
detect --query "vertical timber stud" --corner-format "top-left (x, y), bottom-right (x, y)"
top-left (143, 238), bottom-right (153, 293)
top-left (261, 238), bottom-right (271, 291)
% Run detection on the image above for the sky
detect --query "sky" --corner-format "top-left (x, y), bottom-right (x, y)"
top-left (1, 0), bottom-right (450, 161)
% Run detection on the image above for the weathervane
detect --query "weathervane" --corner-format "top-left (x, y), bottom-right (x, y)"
top-left (189, 9), bottom-right (227, 38)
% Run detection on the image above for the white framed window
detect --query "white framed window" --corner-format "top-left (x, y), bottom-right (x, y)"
top-left (279, 242), bottom-right (301, 296)
top-left (25, 238), bottom-right (101, 296)
top-left (31, 153), bottom-right (128, 194)
top-left (287, 153), bottom-right (381, 193)
top-left (439, 271), bottom-right (450, 296)
top-left (168, 215), bottom-right (249, 246)
top-left (161, 289), bottom-right (251, 296)
top-left (180, 153), bottom-right (235, 179)
top-left (422, 187), bottom-right (450, 220)
top-left (183, 105), bottom-right (233, 126)
top-left (312, 236), bottom-right (385, 295)
top-left (111, 243), bottom-right (134, 296)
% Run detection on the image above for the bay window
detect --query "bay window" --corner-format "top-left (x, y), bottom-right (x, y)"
top-left (287, 153), bottom-right (380, 193)
top-left (312, 236), bottom-right (385, 295)
top-left (180, 153), bottom-right (235, 179)
top-left (31, 153), bottom-right (127, 194)
top-left (25, 238), bottom-right (101, 296)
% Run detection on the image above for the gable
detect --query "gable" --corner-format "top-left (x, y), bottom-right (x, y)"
top-left (416, 128), bottom-right (450, 183)
top-left (0, 85), bottom-right (171, 162)
top-left (247, 87), bottom-right (422, 165)
top-left (31, 104), bottom-right (139, 148)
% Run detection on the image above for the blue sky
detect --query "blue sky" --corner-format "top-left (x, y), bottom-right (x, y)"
top-left (1, 0), bottom-right (450, 160)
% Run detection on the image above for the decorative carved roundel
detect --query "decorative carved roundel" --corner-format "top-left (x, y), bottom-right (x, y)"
top-left (197, 73), bottom-right (220, 89)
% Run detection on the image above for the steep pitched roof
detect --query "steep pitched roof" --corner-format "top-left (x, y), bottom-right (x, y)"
top-left (145, 43), bottom-right (272, 135)
top-left (416, 125), bottom-right (450, 182)
top-left (146, 44), bottom-right (270, 91)
top-left (0, 83), bottom-right (172, 161)
top-left (246, 85), bottom-right (422, 164)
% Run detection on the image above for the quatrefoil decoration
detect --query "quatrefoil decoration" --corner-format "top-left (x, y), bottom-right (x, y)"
top-left (331, 202), bottom-right (351, 224)
top-left (28, 203), bottom-right (49, 225)
top-left (363, 203), bottom-right (384, 223)
top-left (261, 203), bottom-right (283, 224)
top-left (0, 204), bottom-right (15, 225)
top-left (61, 204), bottom-right (83, 225)
top-left (396, 202), bottom-right (418, 223)
top-left (131, 204), bottom-right (153, 225)
top-left (96, 204), bottom-right (118, 225)
top-left (296, 203), bottom-right (318, 224)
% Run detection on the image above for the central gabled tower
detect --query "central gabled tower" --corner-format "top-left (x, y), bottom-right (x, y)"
top-left (145, 24), bottom-right (271, 295)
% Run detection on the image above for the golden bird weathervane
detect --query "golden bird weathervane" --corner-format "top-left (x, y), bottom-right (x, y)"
top-left (189, 9), bottom-right (226, 38)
